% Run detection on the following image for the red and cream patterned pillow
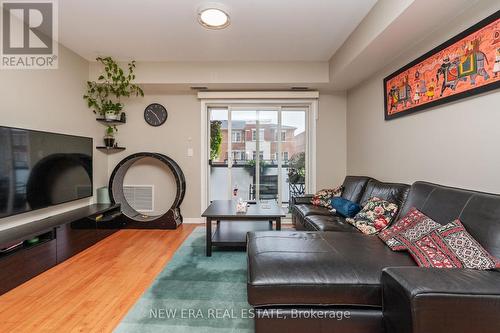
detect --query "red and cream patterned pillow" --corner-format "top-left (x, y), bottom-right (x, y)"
top-left (378, 207), bottom-right (441, 251)
top-left (406, 219), bottom-right (500, 270)
top-left (310, 186), bottom-right (343, 209)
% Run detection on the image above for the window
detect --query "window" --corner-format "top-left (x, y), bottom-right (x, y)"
top-left (272, 152), bottom-right (289, 161)
top-left (232, 150), bottom-right (245, 161)
top-left (252, 129), bottom-right (264, 141)
top-left (252, 150), bottom-right (264, 160)
top-left (231, 131), bottom-right (242, 142)
top-left (206, 103), bottom-right (313, 211)
top-left (273, 129), bottom-right (287, 141)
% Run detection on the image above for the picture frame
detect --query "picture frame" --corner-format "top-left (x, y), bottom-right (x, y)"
top-left (384, 10), bottom-right (500, 120)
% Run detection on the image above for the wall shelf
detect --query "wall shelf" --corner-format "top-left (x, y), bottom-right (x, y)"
top-left (96, 117), bottom-right (126, 151)
top-left (96, 118), bottom-right (126, 126)
top-left (96, 146), bottom-right (126, 153)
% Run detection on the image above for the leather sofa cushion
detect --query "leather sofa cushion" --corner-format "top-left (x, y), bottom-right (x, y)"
top-left (382, 267), bottom-right (500, 333)
top-left (290, 175), bottom-right (373, 219)
top-left (341, 176), bottom-right (372, 203)
top-left (291, 203), bottom-right (331, 217)
top-left (397, 182), bottom-right (500, 259)
top-left (359, 179), bottom-right (410, 207)
top-left (305, 215), bottom-right (358, 232)
top-left (255, 308), bottom-right (384, 333)
top-left (247, 231), bottom-right (415, 308)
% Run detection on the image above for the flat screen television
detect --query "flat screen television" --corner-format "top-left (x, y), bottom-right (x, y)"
top-left (0, 126), bottom-right (93, 219)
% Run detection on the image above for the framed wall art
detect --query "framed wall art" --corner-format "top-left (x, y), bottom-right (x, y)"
top-left (384, 10), bottom-right (500, 120)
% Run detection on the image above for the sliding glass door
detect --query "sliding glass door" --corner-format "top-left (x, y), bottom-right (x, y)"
top-left (209, 105), bottom-right (307, 210)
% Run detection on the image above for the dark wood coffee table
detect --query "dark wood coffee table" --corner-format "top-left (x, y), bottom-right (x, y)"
top-left (202, 200), bottom-right (285, 256)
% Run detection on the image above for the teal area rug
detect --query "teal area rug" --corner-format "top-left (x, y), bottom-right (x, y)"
top-left (115, 227), bottom-right (253, 333)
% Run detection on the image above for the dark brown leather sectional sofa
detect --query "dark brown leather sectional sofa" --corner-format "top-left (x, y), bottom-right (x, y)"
top-left (246, 176), bottom-right (500, 333)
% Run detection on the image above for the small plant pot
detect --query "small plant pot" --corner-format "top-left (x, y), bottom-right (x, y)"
top-left (105, 111), bottom-right (119, 121)
top-left (104, 136), bottom-right (115, 148)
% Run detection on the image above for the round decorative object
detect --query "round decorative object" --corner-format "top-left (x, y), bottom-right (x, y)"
top-left (144, 103), bottom-right (168, 126)
top-left (108, 152), bottom-right (186, 229)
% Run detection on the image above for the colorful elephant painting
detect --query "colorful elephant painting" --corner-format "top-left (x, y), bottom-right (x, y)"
top-left (384, 12), bottom-right (500, 120)
top-left (388, 77), bottom-right (413, 111)
top-left (436, 43), bottom-right (490, 97)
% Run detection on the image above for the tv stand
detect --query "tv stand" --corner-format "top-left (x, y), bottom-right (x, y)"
top-left (0, 204), bottom-right (124, 295)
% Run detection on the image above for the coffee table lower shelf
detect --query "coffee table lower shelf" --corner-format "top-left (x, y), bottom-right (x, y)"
top-left (211, 221), bottom-right (273, 248)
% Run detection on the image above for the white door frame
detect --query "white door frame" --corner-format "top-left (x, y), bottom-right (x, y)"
top-left (199, 98), bottom-right (318, 215)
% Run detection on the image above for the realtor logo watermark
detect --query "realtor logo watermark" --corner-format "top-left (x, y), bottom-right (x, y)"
top-left (1, 0), bottom-right (58, 69)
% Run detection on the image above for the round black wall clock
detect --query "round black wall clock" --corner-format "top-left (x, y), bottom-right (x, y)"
top-left (144, 103), bottom-right (168, 126)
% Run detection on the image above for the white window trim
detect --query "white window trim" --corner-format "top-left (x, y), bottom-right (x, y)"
top-left (232, 150), bottom-right (245, 160)
top-left (231, 130), bottom-right (242, 143)
top-left (282, 151), bottom-right (289, 161)
top-left (199, 96), bottom-right (318, 215)
top-left (251, 128), bottom-right (264, 142)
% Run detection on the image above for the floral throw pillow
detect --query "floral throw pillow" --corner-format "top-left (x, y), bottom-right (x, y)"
top-left (310, 186), bottom-right (343, 209)
top-left (346, 197), bottom-right (398, 235)
top-left (406, 219), bottom-right (500, 270)
top-left (378, 207), bottom-right (441, 251)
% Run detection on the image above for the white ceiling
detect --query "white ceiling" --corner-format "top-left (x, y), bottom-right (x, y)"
top-left (59, 0), bottom-right (377, 62)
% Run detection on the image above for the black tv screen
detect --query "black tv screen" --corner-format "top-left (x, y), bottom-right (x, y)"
top-left (0, 126), bottom-right (93, 218)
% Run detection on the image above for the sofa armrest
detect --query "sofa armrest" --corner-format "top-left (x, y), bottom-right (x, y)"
top-left (382, 267), bottom-right (500, 333)
top-left (291, 195), bottom-right (314, 205)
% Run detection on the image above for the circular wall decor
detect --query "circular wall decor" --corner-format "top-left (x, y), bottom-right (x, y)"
top-left (108, 152), bottom-right (185, 229)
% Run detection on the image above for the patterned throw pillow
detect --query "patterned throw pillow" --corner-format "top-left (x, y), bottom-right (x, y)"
top-left (310, 186), bottom-right (343, 209)
top-left (346, 197), bottom-right (398, 235)
top-left (378, 207), bottom-right (441, 251)
top-left (406, 220), bottom-right (500, 270)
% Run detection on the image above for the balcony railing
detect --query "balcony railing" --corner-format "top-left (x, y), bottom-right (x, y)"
top-left (209, 160), bottom-right (305, 208)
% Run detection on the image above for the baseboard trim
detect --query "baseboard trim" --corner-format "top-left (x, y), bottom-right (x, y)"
top-left (183, 218), bottom-right (204, 224)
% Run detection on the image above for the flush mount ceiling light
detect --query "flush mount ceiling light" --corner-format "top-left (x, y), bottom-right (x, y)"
top-left (198, 8), bottom-right (230, 29)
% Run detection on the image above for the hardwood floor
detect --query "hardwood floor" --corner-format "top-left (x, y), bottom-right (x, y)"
top-left (0, 224), bottom-right (198, 332)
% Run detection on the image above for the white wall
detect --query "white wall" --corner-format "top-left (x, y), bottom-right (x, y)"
top-left (0, 45), bottom-right (107, 230)
top-left (89, 61), bottom-right (329, 86)
top-left (0, 38), bottom-right (348, 225)
top-left (109, 92), bottom-right (347, 219)
top-left (317, 93), bottom-right (347, 189)
top-left (347, 2), bottom-right (500, 193)
top-left (106, 94), bottom-right (202, 219)
top-left (0, 65), bottom-right (346, 224)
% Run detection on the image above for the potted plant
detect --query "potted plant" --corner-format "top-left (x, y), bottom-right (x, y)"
top-left (83, 56), bottom-right (144, 120)
top-left (245, 159), bottom-right (268, 176)
top-left (104, 126), bottom-right (117, 147)
top-left (287, 152), bottom-right (305, 183)
top-left (102, 100), bottom-right (122, 120)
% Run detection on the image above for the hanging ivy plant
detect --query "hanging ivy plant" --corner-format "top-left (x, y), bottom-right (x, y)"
top-left (83, 56), bottom-right (144, 116)
top-left (210, 121), bottom-right (222, 160)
